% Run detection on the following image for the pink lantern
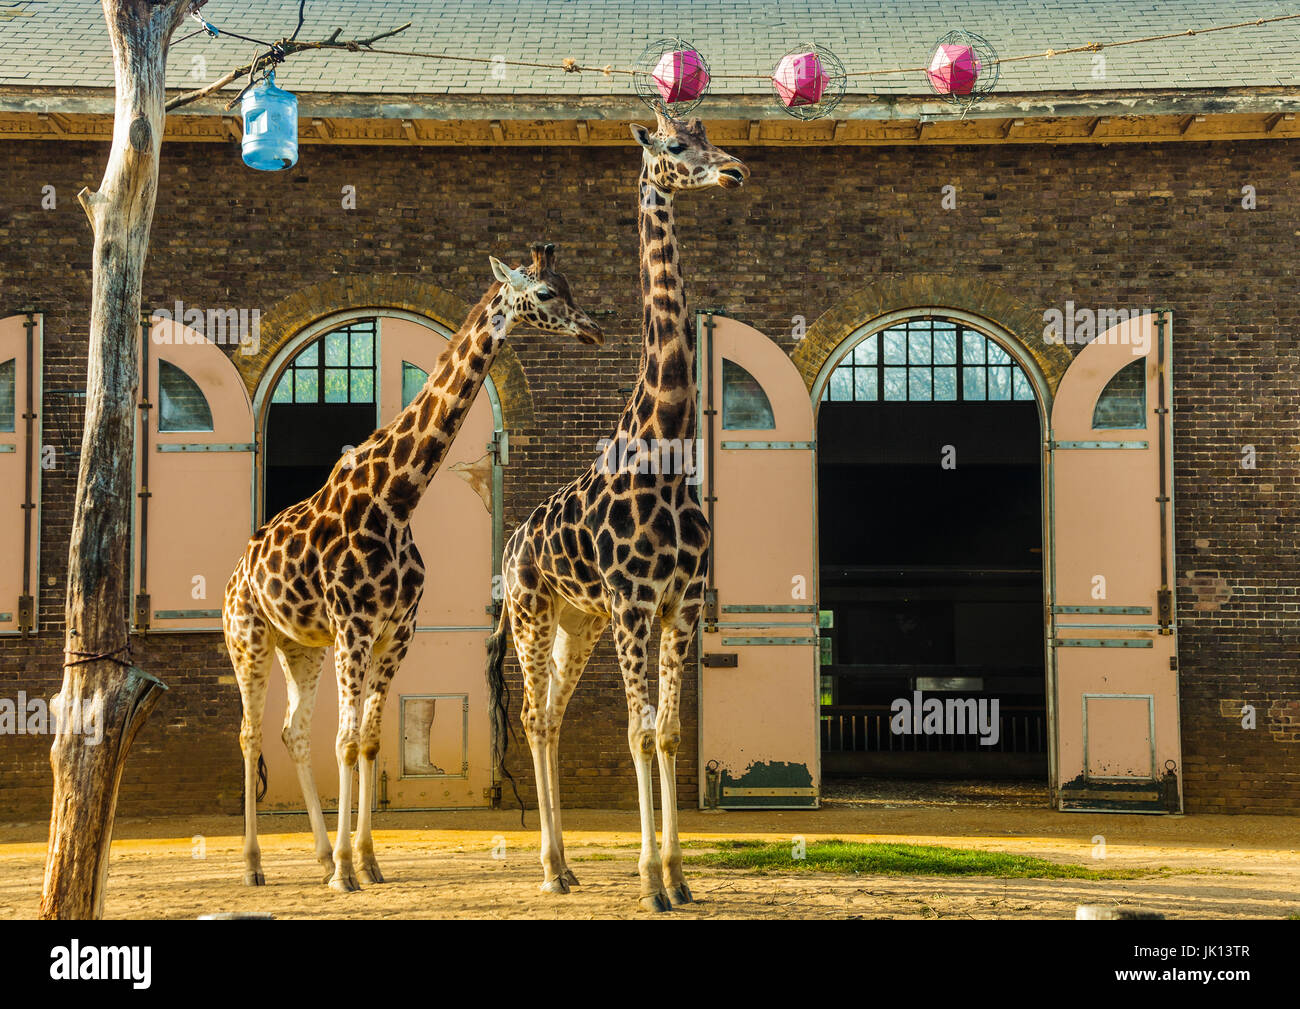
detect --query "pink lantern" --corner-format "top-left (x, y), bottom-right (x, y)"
top-left (772, 50), bottom-right (828, 108)
top-left (652, 48), bottom-right (710, 104)
top-left (927, 43), bottom-right (981, 95)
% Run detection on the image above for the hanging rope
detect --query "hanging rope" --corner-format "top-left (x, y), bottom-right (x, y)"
top-left (360, 12), bottom-right (1300, 82)
top-left (169, 9), bottom-right (1300, 111)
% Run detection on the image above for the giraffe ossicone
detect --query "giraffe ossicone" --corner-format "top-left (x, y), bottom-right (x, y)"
top-left (488, 112), bottom-right (748, 910)
top-left (224, 243), bottom-right (602, 892)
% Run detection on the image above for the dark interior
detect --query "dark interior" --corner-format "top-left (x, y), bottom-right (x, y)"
top-left (818, 400), bottom-right (1047, 778)
top-left (263, 402), bottom-right (377, 520)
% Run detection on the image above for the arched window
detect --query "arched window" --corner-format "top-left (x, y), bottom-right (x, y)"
top-left (401, 362), bottom-right (428, 409)
top-left (158, 360), bottom-right (213, 432)
top-left (821, 318), bottom-right (1035, 403)
top-left (1092, 359), bottom-right (1146, 429)
top-left (0, 358), bottom-right (14, 432)
top-left (271, 319), bottom-right (376, 405)
top-left (722, 358), bottom-right (775, 429)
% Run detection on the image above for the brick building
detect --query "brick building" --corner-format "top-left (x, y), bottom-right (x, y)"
top-left (1, 0), bottom-right (1299, 817)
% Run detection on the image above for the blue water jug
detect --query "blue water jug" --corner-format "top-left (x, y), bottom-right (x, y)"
top-left (241, 70), bottom-right (298, 171)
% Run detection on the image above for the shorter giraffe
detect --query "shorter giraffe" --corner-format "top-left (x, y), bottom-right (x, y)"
top-left (225, 245), bottom-right (602, 891)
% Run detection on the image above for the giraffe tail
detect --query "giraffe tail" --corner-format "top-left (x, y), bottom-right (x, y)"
top-left (485, 604), bottom-right (526, 824)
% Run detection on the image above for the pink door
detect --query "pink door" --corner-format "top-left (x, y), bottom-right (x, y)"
top-left (260, 317), bottom-right (498, 810)
top-left (699, 314), bottom-right (820, 808)
top-left (0, 314), bottom-right (41, 636)
top-left (1049, 312), bottom-right (1182, 812)
top-left (133, 319), bottom-right (255, 631)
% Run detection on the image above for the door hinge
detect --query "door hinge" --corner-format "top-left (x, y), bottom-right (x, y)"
top-left (134, 593), bottom-right (151, 632)
top-left (703, 588), bottom-right (720, 628)
top-left (16, 595), bottom-right (34, 635)
top-left (1156, 586), bottom-right (1173, 629)
top-left (490, 430), bottom-right (509, 466)
top-left (483, 784), bottom-right (502, 807)
top-left (703, 652), bottom-right (738, 668)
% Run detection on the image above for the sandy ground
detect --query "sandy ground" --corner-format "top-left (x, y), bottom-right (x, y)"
top-left (3, 802), bottom-right (1298, 919)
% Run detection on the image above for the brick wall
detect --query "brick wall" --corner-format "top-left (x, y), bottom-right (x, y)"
top-left (1, 136), bottom-right (1297, 815)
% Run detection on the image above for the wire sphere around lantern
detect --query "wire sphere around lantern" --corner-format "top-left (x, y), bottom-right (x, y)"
top-left (770, 43), bottom-right (847, 120)
top-left (633, 36), bottom-right (711, 117)
top-left (925, 29), bottom-right (1000, 112)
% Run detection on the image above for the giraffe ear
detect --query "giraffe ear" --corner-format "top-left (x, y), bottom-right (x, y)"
top-left (489, 255), bottom-right (529, 291)
top-left (629, 123), bottom-right (655, 149)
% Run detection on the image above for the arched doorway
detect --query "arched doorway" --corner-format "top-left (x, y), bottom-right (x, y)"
top-left (700, 300), bottom-right (1182, 813)
top-left (811, 312), bottom-right (1049, 800)
top-left (251, 311), bottom-right (507, 811)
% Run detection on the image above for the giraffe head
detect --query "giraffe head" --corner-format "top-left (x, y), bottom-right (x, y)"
top-left (629, 110), bottom-right (750, 193)
top-left (488, 243), bottom-right (604, 346)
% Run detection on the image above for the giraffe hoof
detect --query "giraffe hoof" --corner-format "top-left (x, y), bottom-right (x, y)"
top-left (639, 891), bottom-right (672, 913)
top-left (666, 882), bottom-right (694, 905)
top-left (328, 872), bottom-right (361, 893)
top-left (243, 871), bottom-right (265, 887)
top-left (539, 877), bottom-right (571, 895)
top-left (561, 868), bottom-right (580, 887)
top-left (358, 862), bottom-right (385, 885)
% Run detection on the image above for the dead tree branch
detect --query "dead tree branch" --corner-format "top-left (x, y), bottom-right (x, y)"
top-left (165, 20), bottom-right (411, 112)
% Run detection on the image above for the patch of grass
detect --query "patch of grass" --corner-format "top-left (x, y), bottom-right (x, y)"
top-left (571, 853), bottom-right (621, 862)
top-left (683, 839), bottom-right (1181, 880)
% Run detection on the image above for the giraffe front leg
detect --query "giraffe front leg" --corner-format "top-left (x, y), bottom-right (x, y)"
top-left (613, 605), bottom-right (670, 912)
top-left (277, 643), bottom-right (333, 881)
top-left (657, 611), bottom-right (699, 905)
top-left (355, 638), bottom-right (406, 886)
top-left (227, 598), bottom-right (273, 887)
top-left (329, 636), bottom-right (369, 893)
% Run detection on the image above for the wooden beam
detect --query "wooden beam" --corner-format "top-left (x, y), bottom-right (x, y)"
top-left (311, 117), bottom-right (331, 140)
top-left (574, 119), bottom-right (589, 142)
top-left (1002, 117), bottom-right (1025, 138)
top-left (223, 115), bottom-right (241, 141)
top-left (1265, 112), bottom-right (1295, 133)
top-left (400, 118), bottom-right (419, 143)
top-left (1181, 114), bottom-right (1207, 135)
top-left (832, 119), bottom-right (848, 141)
top-left (489, 119), bottom-right (504, 142)
top-left (1088, 116), bottom-right (1109, 136)
top-left (748, 119), bottom-right (761, 141)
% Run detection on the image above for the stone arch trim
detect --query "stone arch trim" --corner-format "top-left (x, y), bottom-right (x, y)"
top-left (791, 275), bottom-right (1073, 400)
top-left (237, 274), bottom-right (535, 431)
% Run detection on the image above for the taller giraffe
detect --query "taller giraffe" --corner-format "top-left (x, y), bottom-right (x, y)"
top-left (488, 113), bottom-right (748, 911)
top-left (224, 245), bottom-right (602, 892)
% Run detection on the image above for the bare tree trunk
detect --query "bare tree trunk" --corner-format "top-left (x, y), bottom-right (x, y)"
top-left (40, 0), bottom-right (196, 921)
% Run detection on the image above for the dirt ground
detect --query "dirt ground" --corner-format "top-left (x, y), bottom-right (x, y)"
top-left (3, 795), bottom-right (1298, 919)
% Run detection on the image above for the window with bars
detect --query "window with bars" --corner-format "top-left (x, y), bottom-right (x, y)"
top-left (821, 318), bottom-right (1036, 404)
top-left (271, 319), bottom-right (377, 405)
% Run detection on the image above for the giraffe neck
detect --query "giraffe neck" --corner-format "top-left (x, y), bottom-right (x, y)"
top-left (619, 164), bottom-right (696, 447)
top-left (359, 289), bottom-right (507, 524)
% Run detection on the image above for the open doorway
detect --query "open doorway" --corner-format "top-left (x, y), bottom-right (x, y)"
top-left (262, 318), bottom-right (379, 521)
top-left (816, 315), bottom-right (1048, 804)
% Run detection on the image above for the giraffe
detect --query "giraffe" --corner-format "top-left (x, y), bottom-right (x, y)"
top-left (224, 244), bottom-right (603, 892)
top-left (486, 113), bottom-right (748, 911)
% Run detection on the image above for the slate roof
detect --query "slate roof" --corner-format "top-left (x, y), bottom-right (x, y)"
top-left (1, 0), bottom-right (1299, 97)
